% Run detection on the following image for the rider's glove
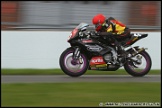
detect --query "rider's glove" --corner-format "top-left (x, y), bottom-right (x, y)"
top-left (90, 31), bottom-right (97, 36)
top-left (89, 31), bottom-right (101, 38)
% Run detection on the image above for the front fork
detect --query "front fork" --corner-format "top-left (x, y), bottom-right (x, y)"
top-left (73, 47), bottom-right (83, 64)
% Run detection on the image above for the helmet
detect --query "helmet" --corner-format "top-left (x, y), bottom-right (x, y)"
top-left (92, 14), bottom-right (106, 31)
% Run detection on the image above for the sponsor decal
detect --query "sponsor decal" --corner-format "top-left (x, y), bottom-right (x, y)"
top-left (90, 56), bottom-right (106, 66)
top-left (82, 40), bottom-right (93, 43)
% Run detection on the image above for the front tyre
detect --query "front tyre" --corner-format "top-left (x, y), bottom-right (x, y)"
top-left (59, 48), bottom-right (89, 77)
top-left (124, 51), bottom-right (152, 77)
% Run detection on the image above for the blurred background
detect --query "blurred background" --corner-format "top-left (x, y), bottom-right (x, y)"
top-left (1, 1), bottom-right (161, 30)
top-left (1, 1), bottom-right (161, 69)
top-left (1, 2), bottom-right (161, 107)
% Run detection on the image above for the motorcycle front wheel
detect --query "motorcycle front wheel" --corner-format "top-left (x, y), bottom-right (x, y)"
top-left (124, 51), bottom-right (152, 77)
top-left (59, 47), bottom-right (89, 77)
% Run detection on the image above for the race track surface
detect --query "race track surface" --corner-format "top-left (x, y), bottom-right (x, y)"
top-left (1, 75), bottom-right (161, 83)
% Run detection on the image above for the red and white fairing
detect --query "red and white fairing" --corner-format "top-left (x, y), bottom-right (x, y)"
top-left (89, 56), bottom-right (106, 66)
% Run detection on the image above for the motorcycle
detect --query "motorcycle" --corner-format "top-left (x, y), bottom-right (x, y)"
top-left (59, 23), bottom-right (152, 77)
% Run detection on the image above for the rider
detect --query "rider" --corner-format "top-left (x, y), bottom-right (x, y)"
top-left (91, 13), bottom-right (131, 55)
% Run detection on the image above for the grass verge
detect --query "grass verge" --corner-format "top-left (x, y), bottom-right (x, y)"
top-left (1, 68), bottom-right (161, 75)
top-left (1, 82), bottom-right (161, 107)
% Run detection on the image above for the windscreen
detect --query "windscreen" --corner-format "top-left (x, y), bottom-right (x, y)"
top-left (76, 23), bottom-right (89, 30)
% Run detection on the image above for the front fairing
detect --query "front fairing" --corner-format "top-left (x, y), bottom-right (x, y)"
top-left (67, 28), bottom-right (79, 42)
top-left (67, 23), bottom-right (89, 42)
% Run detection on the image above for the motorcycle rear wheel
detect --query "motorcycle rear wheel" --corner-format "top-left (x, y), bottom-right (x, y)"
top-left (124, 51), bottom-right (152, 77)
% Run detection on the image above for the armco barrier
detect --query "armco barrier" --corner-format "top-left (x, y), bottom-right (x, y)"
top-left (1, 31), bottom-right (161, 69)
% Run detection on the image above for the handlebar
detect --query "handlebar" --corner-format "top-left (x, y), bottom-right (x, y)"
top-left (85, 31), bottom-right (100, 38)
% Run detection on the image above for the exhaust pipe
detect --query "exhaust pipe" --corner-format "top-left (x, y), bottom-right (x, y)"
top-left (132, 47), bottom-right (146, 56)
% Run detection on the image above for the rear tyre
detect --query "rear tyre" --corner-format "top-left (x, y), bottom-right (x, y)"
top-left (124, 51), bottom-right (152, 77)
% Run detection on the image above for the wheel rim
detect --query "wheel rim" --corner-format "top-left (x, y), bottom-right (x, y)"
top-left (64, 50), bottom-right (87, 73)
top-left (128, 53), bottom-right (150, 73)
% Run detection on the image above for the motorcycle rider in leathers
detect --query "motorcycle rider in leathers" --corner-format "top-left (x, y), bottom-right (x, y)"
top-left (91, 13), bottom-right (131, 56)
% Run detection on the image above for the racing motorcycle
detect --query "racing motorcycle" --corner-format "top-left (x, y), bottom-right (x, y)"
top-left (59, 23), bottom-right (152, 77)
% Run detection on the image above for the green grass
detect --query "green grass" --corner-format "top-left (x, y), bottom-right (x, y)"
top-left (1, 82), bottom-right (161, 107)
top-left (1, 68), bottom-right (161, 75)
